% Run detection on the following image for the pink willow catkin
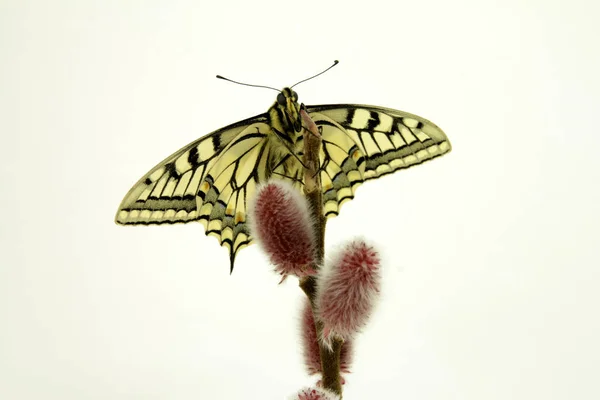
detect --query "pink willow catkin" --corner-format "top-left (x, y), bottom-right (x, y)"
top-left (250, 180), bottom-right (382, 397)
top-left (248, 181), bottom-right (316, 279)
top-left (316, 239), bottom-right (381, 346)
top-left (293, 387), bottom-right (340, 400)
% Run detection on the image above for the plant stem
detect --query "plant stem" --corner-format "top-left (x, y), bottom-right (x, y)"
top-left (299, 108), bottom-right (343, 397)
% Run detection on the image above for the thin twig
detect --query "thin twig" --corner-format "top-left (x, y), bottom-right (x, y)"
top-left (299, 108), bottom-right (343, 397)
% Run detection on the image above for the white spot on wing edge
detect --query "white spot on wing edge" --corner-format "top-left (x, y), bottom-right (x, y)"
top-left (151, 210), bottom-right (164, 219)
top-left (164, 209), bottom-right (176, 219)
top-left (389, 158), bottom-right (404, 169)
top-left (416, 149), bottom-right (429, 160)
top-left (117, 210), bottom-right (129, 221)
top-left (234, 232), bottom-right (249, 249)
top-left (337, 187), bottom-right (353, 201)
top-left (376, 164), bottom-right (392, 174)
top-left (427, 144), bottom-right (440, 155)
top-left (208, 219), bottom-right (223, 232)
top-left (324, 200), bottom-right (339, 215)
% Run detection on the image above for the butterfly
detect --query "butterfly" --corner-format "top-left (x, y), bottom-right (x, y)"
top-left (115, 67), bottom-right (451, 272)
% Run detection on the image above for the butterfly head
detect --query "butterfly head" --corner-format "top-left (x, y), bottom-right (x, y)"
top-left (276, 87), bottom-right (299, 106)
top-left (272, 87), bottom-right (302, 133)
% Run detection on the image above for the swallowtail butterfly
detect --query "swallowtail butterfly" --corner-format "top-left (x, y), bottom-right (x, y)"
top-left (115, 63), bottom-right (451, 271)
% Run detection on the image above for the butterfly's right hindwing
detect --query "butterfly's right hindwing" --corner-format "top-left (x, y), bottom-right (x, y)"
top-left (194, 121), bottom-right (279, 264)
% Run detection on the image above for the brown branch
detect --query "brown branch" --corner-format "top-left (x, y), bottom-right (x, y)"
top-left (299, 108), bottom-right (343, 397)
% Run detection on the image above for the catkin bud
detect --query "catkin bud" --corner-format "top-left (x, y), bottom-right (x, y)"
top-left (291, 387), bottom-right (340, 400)
top-left (248, 180), bottom-right (316, 279)
top-left (316, 239), bottom-right (381, 346)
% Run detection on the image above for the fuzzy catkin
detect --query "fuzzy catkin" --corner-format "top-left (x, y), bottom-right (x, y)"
top-left (248, 180), bottom-right (316, 278)
top-left (316, 239), bottom-right (381, 346)
top-left (292, 387), bottom-right (340, 400)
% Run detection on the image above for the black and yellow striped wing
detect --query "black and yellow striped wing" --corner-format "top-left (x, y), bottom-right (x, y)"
top-left (116, 114), bottom-right (267, 225)
top-left (115, 113), bottom-right (300, 267)
top-left (116, 102), bottom-right (451, 271)
top-left (307, 104), bottom-right (451, 217)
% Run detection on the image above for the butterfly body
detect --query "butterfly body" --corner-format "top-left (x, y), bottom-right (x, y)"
top-left (116, 88), bottom-right (451, 270)
top-left (264, 87), bottom-right (305, 174)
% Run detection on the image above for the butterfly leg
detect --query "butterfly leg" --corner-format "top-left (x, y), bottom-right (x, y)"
top-left (271, 171), bottom-right (305, 186)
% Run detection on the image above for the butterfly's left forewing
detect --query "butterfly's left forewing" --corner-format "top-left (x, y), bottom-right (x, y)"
top-left (307, 111), bottom-right (367, 218)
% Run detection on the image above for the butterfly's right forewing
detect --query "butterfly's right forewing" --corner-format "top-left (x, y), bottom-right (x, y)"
top-left (115, 114), bottom-right (268, 226)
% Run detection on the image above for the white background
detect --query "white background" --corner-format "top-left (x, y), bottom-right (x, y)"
top-left (2, 1), bottom-right (599, 399)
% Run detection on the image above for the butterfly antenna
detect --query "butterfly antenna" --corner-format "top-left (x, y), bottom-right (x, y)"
top-left (216, 75), bottom-right (280, 92)
top-left (291, 60), bottom-right (339, 88)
